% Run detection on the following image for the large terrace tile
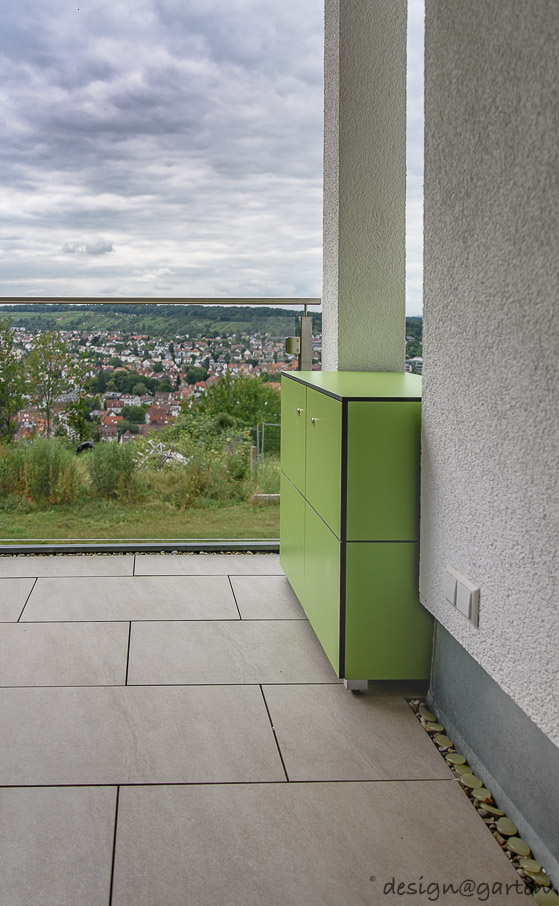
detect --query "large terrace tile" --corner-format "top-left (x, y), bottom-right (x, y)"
top-left (0, 554), bottom-right (134, 578)
top-left (127, 620), bottom-right (339, 685)
top-left (0, 686), bottom-right (284, 785)
top-left (0, 787), bottom-right (116, 906)
top-left (263, 685), bottom-right (453, 781)
top-left (111, 781), bottom-right (528, 906)
top-left (22, 575), bottom-right (238, 621)
top-left (231, 575), bottom-right (306, 619)
top-left (134, 552), bottom-right (283, 576)
top-left (0, 622), bottom-right (129, 686)
top-left (0, 578), bottom-right (36, 621)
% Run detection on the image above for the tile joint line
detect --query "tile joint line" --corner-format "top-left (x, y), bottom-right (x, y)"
top-left (259, 685), bottom-right (290, 782)
top-left (108, 785), bottom-right (120, 906)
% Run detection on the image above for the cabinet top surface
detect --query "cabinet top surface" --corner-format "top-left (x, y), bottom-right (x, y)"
top-left (282, 371), bottom-right (421, 400)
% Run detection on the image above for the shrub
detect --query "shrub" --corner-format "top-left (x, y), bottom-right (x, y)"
top-left (0, 443), bottom-right (23, 501)
top-left (253, 456), bottom-right (280, 494)
top-left (88, 441), bottom-right (137, 499)
top-left (19, 438), bottom-right (82, 505)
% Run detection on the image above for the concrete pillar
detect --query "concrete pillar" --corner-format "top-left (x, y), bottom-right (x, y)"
top-left (322, 0), bottom-right (407, 372)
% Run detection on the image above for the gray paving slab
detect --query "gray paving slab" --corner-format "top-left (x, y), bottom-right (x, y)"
top-left (112, 782), bottom-right (529, 906)
top-left (22, 574), bottom-right (239, 621)
top-left (0, 686), bottom-right (285, 785)
top-left (0, 578), bottom-right (35, 620)
top-left (231, 575), bottom-right (306, 619)
top-left (0, 554), bottom-right (134, 578)
top-left (134, 552), bottom-right (283, 575)
top-left (0, 622), bottom-right (129, 686)
top-left (0, 786), bottom-right (116, 906)
top-left (263, 685), bottom-right (453, 780)
top-left (127, 620), bottom-right (339, 685)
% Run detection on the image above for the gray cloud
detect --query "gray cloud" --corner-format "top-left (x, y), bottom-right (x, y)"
top-left (63, 240), bottom-right (114, 256)
top-left (0, 0), bottom-right (423, 313)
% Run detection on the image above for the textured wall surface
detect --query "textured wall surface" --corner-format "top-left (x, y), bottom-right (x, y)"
top-left (322, 0), bottom-right (406, 371)
top-left (421, 2), bottom-right (559, 742)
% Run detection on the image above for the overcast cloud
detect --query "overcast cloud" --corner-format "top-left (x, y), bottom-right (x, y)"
top-left (0, 0), bottom-right (423, 314)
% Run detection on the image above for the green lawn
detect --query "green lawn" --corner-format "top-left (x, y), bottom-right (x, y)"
top-left (0, 499), bottom-right (279, 543)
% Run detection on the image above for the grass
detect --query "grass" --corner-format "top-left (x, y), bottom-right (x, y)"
top-left (0, 498), bottom-right (279, 543)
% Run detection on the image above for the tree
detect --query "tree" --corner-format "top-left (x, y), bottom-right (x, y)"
top-left (158, 377), bottom-right (173, 392)
top-left (27, 331), bottom-right (81, 438)
top-left (121, 405), bottom-right (147, 424)
top-left (66, 398), bottom-right (92, 442)
top-left (185, 366), bottom-right (209, 385)
top-left (192, 372), bottom-right (281, 428)
top-left (132, 382), bottom-right (147, 396)
top-left (153, 361), bottom-right (163, 373)
top-left (0, 320), bottom-right (27, 442)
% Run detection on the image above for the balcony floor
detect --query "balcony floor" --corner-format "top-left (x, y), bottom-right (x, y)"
top-left (0, 554), bottom-right (528, 905)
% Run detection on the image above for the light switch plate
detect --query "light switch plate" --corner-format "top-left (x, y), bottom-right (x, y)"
top-left (445, 565), bottom-right (480, 627)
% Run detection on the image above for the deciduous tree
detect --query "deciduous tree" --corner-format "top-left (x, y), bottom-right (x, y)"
top-left (0, 320), bottom-right (27, 442)
top-left (27, 331), bottom-right (81, 438)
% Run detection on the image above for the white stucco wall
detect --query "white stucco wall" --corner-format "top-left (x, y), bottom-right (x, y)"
top-left (322, 0), bottom-right (407, 372)
top-left (421, 2), bottom-right (559, 742)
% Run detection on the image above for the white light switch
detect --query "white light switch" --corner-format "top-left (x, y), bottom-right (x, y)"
top-left (445, 566), bottom-right (480, 627)
top-left (443, 570), bottom-right (457, 605)
top-left (456, 582), bottom-right (472, 618)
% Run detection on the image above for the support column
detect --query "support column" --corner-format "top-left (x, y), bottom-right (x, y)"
top-left (322, 0), bottom-right (407, 372)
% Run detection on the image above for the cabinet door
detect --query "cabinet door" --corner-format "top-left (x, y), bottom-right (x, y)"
top-left (346, 401), bottom-right (421, 541)
top-left (279, 473), bottom-right (306, 602)
top-left (280, 377), bottom-right (307, 493)
top-left (305, 390), bottom-right (342, 537)
top-left (343, 542), bottom-right (433, 680)
top-left (304, 503), bottom-right (341, 675)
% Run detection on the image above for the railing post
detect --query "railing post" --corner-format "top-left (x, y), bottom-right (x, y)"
top-left (298, 315), bottom-right (313, 371)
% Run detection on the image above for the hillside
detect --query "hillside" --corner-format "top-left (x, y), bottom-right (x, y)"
top-left (0, 303), bottom-right (422, 345)
top-left (0, 303), bottom-right (322, 339)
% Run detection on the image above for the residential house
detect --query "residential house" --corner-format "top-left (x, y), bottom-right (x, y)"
top-left (146, 404), bottom-right (172, 427)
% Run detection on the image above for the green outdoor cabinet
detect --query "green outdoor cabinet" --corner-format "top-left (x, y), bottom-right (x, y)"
top-left (280, 371), bottom-right (433, 688)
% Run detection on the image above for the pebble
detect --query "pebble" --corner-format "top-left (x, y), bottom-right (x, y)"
top-left (472, 787), bottom-right (493, 803)
top-left (533, 889), bottom-right (559, 905)
top-left (453, 762), bottom-right (473, 776)
top-left (525, 870), bottom-right (552, 888)
top-left (496, 816), bottom-right (518, 836)
top-left (521, 860), bottom-right (543, 873)
top-left (507, 837), bottom-right (532, 857)
top-left (419, 707), bottom-right (436, 722)
top-left (492, 832), bottom-right (506, 845)
top-left (480, 803), bottom-right (505, 818)
top-left (460, 773), bottom-right (484, 789)
top-left (434, 734), bottom-right (453, 748)
top-left (446, 752), bottom-right (467, 766)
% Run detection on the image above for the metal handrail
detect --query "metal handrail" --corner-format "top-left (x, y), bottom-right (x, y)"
top-left (0, 296), bottom-right (321, 316)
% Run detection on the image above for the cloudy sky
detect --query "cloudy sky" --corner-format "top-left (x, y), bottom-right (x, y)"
top-left (0, 0), bottom-right (423, 314)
